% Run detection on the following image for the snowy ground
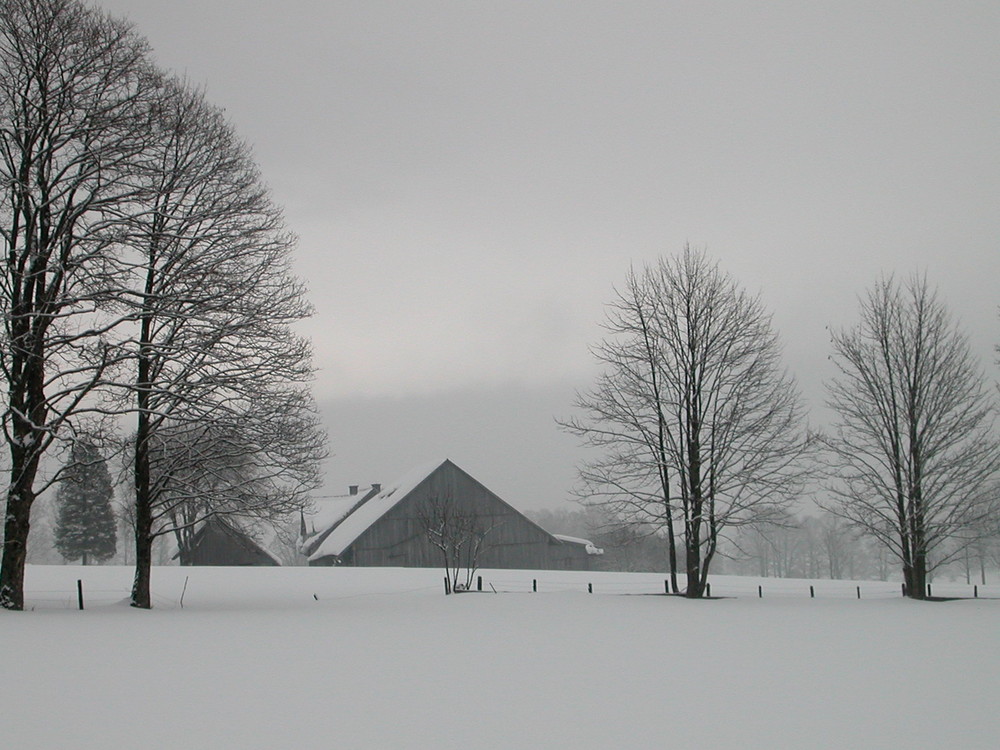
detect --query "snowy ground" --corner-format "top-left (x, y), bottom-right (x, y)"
top-left (2, 566), bottom-right (998, 749)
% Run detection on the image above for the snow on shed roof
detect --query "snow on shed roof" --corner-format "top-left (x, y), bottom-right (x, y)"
top-left (553, 534), bottom-right (605, 556)
top-left (308, 460), bottom-right (444, 562)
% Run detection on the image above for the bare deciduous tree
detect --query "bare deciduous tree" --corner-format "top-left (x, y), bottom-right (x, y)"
top-left (562, 247), bottom-right (810, 597)
top-left (0, 0), bottom-right (151, 609)
top-left (822, 275), bottom-right (1000, 599)
top-left (417, 494), bottom-right (497, 593)
top-left (117, 78), bottom-right (323, 607)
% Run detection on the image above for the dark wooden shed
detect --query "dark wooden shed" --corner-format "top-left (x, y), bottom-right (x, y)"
top-left (301, 459), bottom-right (601, 571)
top-left (175, 516), bottom-right (280, 566)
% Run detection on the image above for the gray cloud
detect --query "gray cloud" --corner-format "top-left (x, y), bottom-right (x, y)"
top-left (101, 0), bottom-right (1000, 505)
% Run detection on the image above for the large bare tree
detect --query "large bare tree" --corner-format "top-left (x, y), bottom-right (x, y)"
top-left (117, 78), bottom-right (323, 608)
top-left (0, 0), bottom-right (151, 609)
top-left (563, 248), bottom-right (809, 597)
top-left (822, 275), bottom-right (1000, 599)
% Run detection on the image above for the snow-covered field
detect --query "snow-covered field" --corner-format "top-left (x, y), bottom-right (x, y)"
top-left (3, 565), bottom-right (998, 749)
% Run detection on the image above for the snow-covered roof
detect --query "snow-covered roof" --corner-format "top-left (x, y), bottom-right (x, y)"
top-left (553, 534), bottom-right (605, 556)
top-left (300, 484), bottom-right (382, 551)
top-left (307, 460), bottom-right (443, 562)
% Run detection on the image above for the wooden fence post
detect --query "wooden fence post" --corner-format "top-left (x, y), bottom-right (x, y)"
top-left (974, 585), bottom-right (978, 598)
top-left (758, 585), bottom-right (762, 598)
top-left (809, 585), bottom-right (814, 599)
top-left (532, 579), bottom-right (537, 593)
top-left (477, 576), bottom-right (482, 592)
top-left (664, 579), bottom-right (669, 595)
top-left (588, 583), bottom-right (593, 594)
top-left (706, 583), bottom-right (711, 597)
top-left (856, 586), bottom-right (861, 599)
top-left (77, 579), bottom-right (84, 611)
top-left (927, 583), bottom-right (932, 598)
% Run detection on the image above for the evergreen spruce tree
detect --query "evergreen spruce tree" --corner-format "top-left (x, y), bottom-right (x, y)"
top-left (55, 441), bottom-right (117, 565)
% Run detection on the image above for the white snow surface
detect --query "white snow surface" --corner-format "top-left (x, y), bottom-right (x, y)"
top-left (3, 565), bottom-right (999, 750)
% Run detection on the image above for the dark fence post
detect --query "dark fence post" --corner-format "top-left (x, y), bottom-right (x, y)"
top-left (77, 579), bottom-right (84, 610)
top-left (758, 585), bottom-right (762, 598)
top-left (856, 586), bottom-right (861, 599)
top-left (588, 583), bottom-right (593, 594)
top-left (706, 583), bottom-right (711, 597)
top-left (974, 585), bottom-right (978, 598)
top-left (902, 583), bottom-right (907, 597)
top-left (532, 579), bottom-right (537, 593)
top-left (927, 583), bottom-right (932, 598)
top-left (443, 577), bottom-right (451, 595)
top-left (664, 579), bottom-right (669, 595)
top-left (477, 575), bottom-right (482, 592)
top-left (810, 585), bottom-right (814, 599)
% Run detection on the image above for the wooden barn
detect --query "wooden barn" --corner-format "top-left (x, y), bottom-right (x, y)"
top-left (174, 516), bottom-right (281, 566)
top-left (300, 459), bottom-right (602, 570)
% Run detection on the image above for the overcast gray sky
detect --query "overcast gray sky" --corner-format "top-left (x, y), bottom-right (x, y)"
top-left (101, 0), bottom-right (1000, 509)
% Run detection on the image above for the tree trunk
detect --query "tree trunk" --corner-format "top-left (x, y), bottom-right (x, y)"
top-left (0, 485), bottom-right (34, 610)
top-left (903, 559), bottom-right (927, 600)
top-left (699, 517), bottom-right (718, 595)
top-left (131, 298), bottom-right (155, 608)
top-left (131, 431), bottom-right (153, 610)
top-left (1, 398), bottom-right (44, 610)
top-left (685, 516), bottom-right (704, 598)
top-left (913, 553), bottom-right (927, 599)
top-left (684, 394), bottom-right (706, 598)
top-left (131, 390), bottom-right (154, 609)
top-left (131, 525), bottom-right (152, 609)
top-left (666, 515), bottom-right (679, 594)
top-left (685, 559), bottom-right (704, 597)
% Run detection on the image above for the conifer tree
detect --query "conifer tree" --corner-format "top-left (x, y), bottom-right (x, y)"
top-left (55, 440), bottom-right (117, 565)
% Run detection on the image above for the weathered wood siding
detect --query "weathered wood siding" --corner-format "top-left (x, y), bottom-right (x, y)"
top-left (186, 521), bottom-right (279, 566)
top-left (547, 541), bottom-right (596, 571)
top-left (338, 461), bottom-right (588, 570)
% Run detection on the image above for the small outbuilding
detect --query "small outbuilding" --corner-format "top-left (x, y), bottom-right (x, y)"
top-left (552, 534), bottom-right (605, 567)
top-left (300, 459), bottom-right (602, 571)
top-left (174, 516), bottom-right (281, 567)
